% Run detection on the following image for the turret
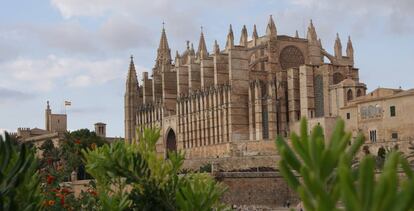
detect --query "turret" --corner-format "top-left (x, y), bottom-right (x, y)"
top-left (346, 36), bottom-right (354, 61)
top-left (190, 43), bottom-right (195, 56)
top-left (334, 33), bottom-right (342, 58)
top-left (45, 101), bottom-right (51, 131)
top-left (213, 40), bottom-right (220, 55)
top-left (225, 24), bottom-right (234, 50)
top-left (124, 56), bottom-right (140, 143)
top-left (266, 15), bottom-right (277, 38)
top-left (252, 24), bottom-right (258, 46)
top-left (197, 27), bottom-right (208, 59)
top-left (306, 19), bottom-right (317, 42)
top-left (239, 25), bottom-right (248, 47)
top-left (306, 20), bottom-right (322, 65)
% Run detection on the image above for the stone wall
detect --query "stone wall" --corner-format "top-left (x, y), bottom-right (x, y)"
top-left (216, 172), bottom-right (299, 208)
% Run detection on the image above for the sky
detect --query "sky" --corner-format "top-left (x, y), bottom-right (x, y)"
top-left (0, 0), bottom-right (413, 137)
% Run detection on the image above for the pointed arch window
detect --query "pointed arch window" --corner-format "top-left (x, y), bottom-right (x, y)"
top-left (347, 89), bottom-right (353, 101)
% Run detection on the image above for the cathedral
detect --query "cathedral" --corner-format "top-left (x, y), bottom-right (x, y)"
top-left (124, 16), bottom-right (368, 159)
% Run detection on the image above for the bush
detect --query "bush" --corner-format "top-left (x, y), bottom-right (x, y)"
top-left (83, 128), bottom-right (229, 211)
top-left (276, 118), bottom-right (414, 211)
top-left (0, 133), bottom-right (42, 211)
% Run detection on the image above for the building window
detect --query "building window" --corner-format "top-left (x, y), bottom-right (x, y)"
top-left (356, 89), bottom-right (363, 97)
top-left (347, 89), bottom-right (353, 101)
top-left (390, 106), bottom-right (396, 117)
top-left (369, 130), bottom-right (377, 143)
top-left (346, 113), bottom-right (350, 119)
top-left (391, 132), bottom-right (398, 140)
top-left (314, 75), bottom-right (324, 117)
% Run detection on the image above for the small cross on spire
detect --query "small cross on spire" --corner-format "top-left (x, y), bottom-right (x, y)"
top-left (162, 21), bottom-right (165, 30)
top-left (201, 25), bottom-right (203, 33)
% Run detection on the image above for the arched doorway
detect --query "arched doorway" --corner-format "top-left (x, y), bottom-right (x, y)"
top-left (166, 129), bottom-right (177, 156)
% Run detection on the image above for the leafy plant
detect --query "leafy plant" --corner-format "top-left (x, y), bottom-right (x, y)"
top-left (83, 128), bottom-right (229, 211)
top-left (0, 133), bottom-right (42, 211)
top-left (276, 118), bottom-right (414, 211)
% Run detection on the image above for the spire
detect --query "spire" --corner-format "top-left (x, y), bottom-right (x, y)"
top-left (175, 50), bottom-right (180, 59)
top-left (252, 24), bottom-right (258, 40)
top-left (295, 30), bottom-right (299, 38)
top-left (126, 55), bottom-right (139, 90)
top-left (266, 15), bottom-right (277, 38)
top-left (190, 43), bottom-right (195, 56)
top-left (225, 24), bottom-right (234, 49)
top-left (197, 27), bottom-right (208, 59)
top-left (307, 19), bottom-right (318, 41)
top-left (46, 100), bottom-right (50, 110)
top-left (155, 26), bottom-right (172, 69)
top-left (125, 55), bottom-right (139, 143)
top-left (240, 25), bottom-right (248, 47)
top-left (346, 35), bottom-right (354, 60)
top-left (334, 33), bottom-right (342, 58)
top-left (252, 24), bottom-right (258, 46)
top-left (213, 40), bottom-right (220, 55)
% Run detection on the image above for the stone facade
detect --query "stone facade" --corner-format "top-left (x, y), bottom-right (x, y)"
top-left (124, 16), bottom-right (374, 159)
top-left (339, 88), bottom-right (414, 157)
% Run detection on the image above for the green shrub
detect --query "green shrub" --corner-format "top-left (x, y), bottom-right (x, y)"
top-left (83, 128), bottom-right (229, 211)
top-left (0, 133), bottom-right (42, 211)
top-left (276, 118), bottom-right (414, 211)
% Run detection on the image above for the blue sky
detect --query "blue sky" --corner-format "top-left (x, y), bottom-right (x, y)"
top-left (1, 0), bottom-right (413, 137)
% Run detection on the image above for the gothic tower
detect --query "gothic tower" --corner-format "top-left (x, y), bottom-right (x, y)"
top-left (152, 26), bottom-right (172, 103)
top-left (45, 101), bottom-right (51, 131)
top-left (124, 56), bottom-right (139, 143)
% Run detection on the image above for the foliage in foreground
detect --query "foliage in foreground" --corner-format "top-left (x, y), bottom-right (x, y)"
top-left (276, 118), bottom-right (414, 211)
top-left (0, 133), bottom-right (42, 211)
top-left (83, 128), bottom-right (229, 211)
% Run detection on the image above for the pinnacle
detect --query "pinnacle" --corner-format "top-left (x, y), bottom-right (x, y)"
top-left (266, 15), bottom-right (277, 37)
top-left (197, 27), bottom-right (208, 58)
top-left (252, 24), bottom-right (258, 39)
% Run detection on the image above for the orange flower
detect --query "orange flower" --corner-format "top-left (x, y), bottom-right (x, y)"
top-left (75, 139), bottom-right (81, 144)
top-left (48, 200), bottom-right (55, 206)
top-left (90, 143), bottom-right (97, 149)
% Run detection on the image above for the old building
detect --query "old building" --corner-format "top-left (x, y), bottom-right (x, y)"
top-left (340, 88), bottom-right (414, 156)
top-left (124, 16), bottom-right (373, 159)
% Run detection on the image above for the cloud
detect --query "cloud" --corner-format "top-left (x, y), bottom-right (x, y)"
top-left (0, 87), bottom-right (35, 105)
top-left (0, 55), bottom-right (149, 91)
top-left (289, 0), bottom-right (414, 34)
top-left (99, 16), bottom-right (154, 50)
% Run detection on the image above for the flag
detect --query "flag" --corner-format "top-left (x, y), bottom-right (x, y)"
top-left (64, 101), bottom-right (72, 106)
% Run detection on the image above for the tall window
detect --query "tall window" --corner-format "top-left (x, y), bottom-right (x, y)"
top-left (261, 83), bottom-right (269, 139)
top-left (390, 106), bottom-right (396, 117)
top-left (369, 130), bottom-right (377, 143)
top-left (347, 89), bottom-right (353, 101)
top-left (346, 113), bottom-right (350, 119)
top-left (314, 75), bottom-right (324, 117)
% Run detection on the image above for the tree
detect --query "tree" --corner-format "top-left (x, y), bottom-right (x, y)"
top-left (0, 133), bottom-right (43, 211)
top-left (83, 128), bottom-right (229, 211)
top-left (276, 118), bottom-right (414, 211)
